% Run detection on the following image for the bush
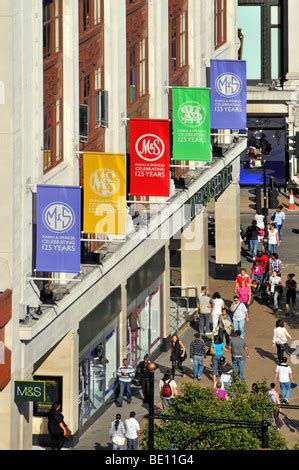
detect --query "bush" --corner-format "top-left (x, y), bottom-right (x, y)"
top-left (142, 378), bottom-right (287, 450)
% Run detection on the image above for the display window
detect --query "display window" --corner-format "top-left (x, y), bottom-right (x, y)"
top-left (78, 323), bottom-right (118, 429)
top-left (127, 284), bottom-right (162, 367)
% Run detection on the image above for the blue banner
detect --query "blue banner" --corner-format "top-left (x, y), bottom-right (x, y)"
top-left (210, 59), bottom-right (247, 130)
top-left (36, 185), bottom-right (81, 273)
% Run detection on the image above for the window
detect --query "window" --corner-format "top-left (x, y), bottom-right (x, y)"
top-left (80, 0), bottom-right (102, 32)
top-left (139, 39), bottom-right (146, 97)
top-left (238, 0), bottom-right (286, 83)
top-left (129, 45), bottom-right (137, 104)
top-left (215, 0), bottom-right (227, 49)
top-left (83, 0), bottom-right (90, 31)
top-left (95, 68), bottom-right (101, 127)
top-left (55, 99), bottom-right (61, 161)
top-left (43, 106), bottom-right (52, 171)
top-left (169, 7), bottom-right (188, 81)
top-left (43, 100), bottom-right (63, 172)
top-left (43, 0), bottom-right (62, 59)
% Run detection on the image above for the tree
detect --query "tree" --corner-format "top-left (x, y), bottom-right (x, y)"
top-left (142, 377), bottom-right (287, 450)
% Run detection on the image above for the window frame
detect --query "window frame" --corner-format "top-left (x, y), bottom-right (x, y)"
top-left (43, 0), bottom-right (62, 60)
top-left (79, 0), bottom-right (103, 34)
top-left (169, 6), bottom-right (189, 82)
top-left (214, 0), bottom-right (227, 49)
top-left (238, 0), bottom-right (288, 85)
top-left (127, 38), bottom-right (148, 107)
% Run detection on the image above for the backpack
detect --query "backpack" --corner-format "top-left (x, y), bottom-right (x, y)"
top-left (161, 380), bottom-right (173, 398)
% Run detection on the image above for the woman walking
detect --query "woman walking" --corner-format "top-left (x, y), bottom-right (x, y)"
top-left (170, 334), bottom-right (186, 379)
top-left (269, 383), bottom-right (284, 430)
top-left (285, 273), bottom-right (297, 315)
top-left (218, 308), bottom-right (234, 346)
top-left (268, 223), bottom-right (280, 255)
top-left (211, 335), bottom-right (229, 382)
top-left (210, 292), bottom-right (225, 334)
top-left (272, 319), bottom-right (292, 363)
top-left (109, 414), bottom-right (126, 450)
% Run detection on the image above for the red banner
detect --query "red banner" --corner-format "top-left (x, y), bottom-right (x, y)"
top-left (130, 119), bottom-right (170, 197)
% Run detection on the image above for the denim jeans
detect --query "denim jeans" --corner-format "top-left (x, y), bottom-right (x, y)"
top-left (112, 443), bottom-right (124, 450)
top-left (276, 224), bottom-right (283, 241)
top-left (192, 355), bottom-right (204, 379)
top-left (232, 356), bottom-right (246, 380)
top-left (117, 381), bottom-right (132, 405)
top-left (280, 381), bottom-right (291, 401)
top-left (127, 438), bottom-right (138, 450)
top-left (162, 397), bottom-right (172, 409)
top-left (268, 243), bottom-right (278, 255)
top-left (249, 239), bottom-right (259, 257)
top-left (233, 318), bottom-right (245, 338)
top-left (212, 355), bottom-right (222, 376)
top-left (273, 290), bottom-right (280, 310)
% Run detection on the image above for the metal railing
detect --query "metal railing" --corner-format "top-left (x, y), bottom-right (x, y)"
top-left (170, 285), bottom-right (198, 334)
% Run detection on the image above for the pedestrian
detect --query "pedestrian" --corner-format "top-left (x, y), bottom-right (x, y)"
top-left (268, 222), bottom-right (280, 255)
top-left (116, 358), bottom-right (135, 407)
top-left (197, 287), bottom-right (213, 336)
top-left (269, 253), bottom-right (282, 277)
top-left (135, 354), bottom-right (151, 403)
top-left (218, 308), bottom-right (234, 346)
top-left (170, 334), bottom-right (186, 379)
top-left (254, 250), bottom-right (269, 287)
top-left (125, 411), bottom-right (140, 450)
top-left (213, 381), bottom-right (230, 400)
top-left (271, 205), bottom-right (285, 241)
top-left (159, 372), bottom-right (177, 410)
top-left (218, 356), bottom-right (233, 394)
top-left (189, 333), bottom-right (207, 381)
top-left (268, 383), bottom-right (284, 430)
top-left (236, 280), bottom-right (251, 307)
top-left (229, 330), bottom-right (249, 381)
top-left (210, 292), bottom-right (225, 334)
top-left (110, 414), bottom-right (126, 450)
top-left (272, 319), bottom-right (292, 363)
top-left (285, 273), bottom-right (297, 315)
top-left (211, 335), bottom-right (229, 382)
top-left (255, 211), bottom-right (265, 242)
top-left (244, 220), bottom-right (260, 258)
top-left (251, 260), bottom-right (263, 283)
top-left (47, 402), bottom-right (69, 451)
top-left (275, 356), bottom-right (295, 404)
top-left (269, 271), bottom-right (283, 312)
top-left (251, 383), bottom-right (259, 394)
top-left (230, 295), bottom-right (249, 339)
top-left (235, 268), bottom-right (251, 292)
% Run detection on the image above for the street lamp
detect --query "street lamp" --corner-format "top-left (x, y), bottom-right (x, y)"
top-left (147, 361), bottom-right (157, 451)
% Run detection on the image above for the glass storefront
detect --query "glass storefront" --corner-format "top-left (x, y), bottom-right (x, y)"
top-left (127, 285), bottom-right (162, 367)
top-left (79, 321), bottom-right (118, 430)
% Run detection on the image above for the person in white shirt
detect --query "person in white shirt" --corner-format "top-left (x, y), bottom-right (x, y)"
top-left (272, 319), bottom-right (292, 363)
top-left (269, 271), bottom-right (283, 311)
top-left (275, 357), bottom-right (295, 404)
top-left (268, 223), bottom-right (280, 255)
top-left (255, 211), bottom-right (265, 242)
top-left (230, 296), bottom-right (249, 339)
top-left (210, 292), bottom-right (225, 334)
top-left (125, 411), bottom-right (140, 450)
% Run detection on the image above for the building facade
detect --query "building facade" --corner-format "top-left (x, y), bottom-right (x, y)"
top-left (0, 0), bottom-right (247, 449)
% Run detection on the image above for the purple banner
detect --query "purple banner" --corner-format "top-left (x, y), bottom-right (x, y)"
top-left (36, 185), bottom-right (81, 273)
top-left (211, 59), bottom-right (247, 130)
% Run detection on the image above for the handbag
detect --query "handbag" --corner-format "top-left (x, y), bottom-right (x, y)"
top-left (112, 435), bottom-right (126, 446)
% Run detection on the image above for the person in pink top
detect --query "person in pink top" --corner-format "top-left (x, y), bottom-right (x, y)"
top-left (213, 381), bottom-right (230, 400)
top-left (236, 280), bottom-right (251, 306)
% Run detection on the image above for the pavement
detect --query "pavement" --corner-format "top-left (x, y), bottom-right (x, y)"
top-left (70, 189), bottom-right (299, 450)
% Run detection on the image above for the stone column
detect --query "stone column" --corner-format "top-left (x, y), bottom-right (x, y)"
top-left (161, 242), bottom-right (170, 350)
top-left (180, 208), bottom-right (209, 292)
top-left (215, 182), bottom-right (241, 280)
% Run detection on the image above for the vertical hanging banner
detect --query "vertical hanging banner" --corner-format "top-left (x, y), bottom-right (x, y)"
top-left (36, 185), bottom-right (81, 273)
top-left (83, 153), bottom-right (126, 235)
top-left (210, 59), bottom-right (247, 130)
top-left (172, 87), bottom-right (211, 161)
top-left (130, 119), bottom-right (170, 197)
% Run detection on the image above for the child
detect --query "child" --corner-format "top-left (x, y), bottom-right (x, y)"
top-left (252, 261), bottom-right (263, 283)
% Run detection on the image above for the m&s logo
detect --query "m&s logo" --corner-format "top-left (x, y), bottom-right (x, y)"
top-left (90, 169), bottom-right (120, 196)
top-left (16, 386), bottom-right (42, 398)
top-left (42, 203), bottom-right (75, 233)
top-left (178, 101), bottom-right (206, 128)
top-left (135, 134), bottom-right (165, 162)
top-left (216, 73), bottom-right (242, 97)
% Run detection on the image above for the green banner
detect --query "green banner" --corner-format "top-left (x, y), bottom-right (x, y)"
top-left (14, 381), bottom-right (46, 402)
top-left (172, 87), bottom-right (211, 161)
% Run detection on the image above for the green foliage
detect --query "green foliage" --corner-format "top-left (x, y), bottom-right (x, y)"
top-left (142, 378), bottom-right (288, 450)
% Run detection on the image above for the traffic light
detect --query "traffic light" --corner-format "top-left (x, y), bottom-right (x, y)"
top-left (288, 132), bottom-right (299, 159)
top-left (268, 187), bottom-right (279, 209)
top-left (249, 185), bottom-right (262, 212)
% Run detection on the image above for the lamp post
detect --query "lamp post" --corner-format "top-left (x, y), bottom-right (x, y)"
top-left (262, 159), bottom-right (268, 248)
top-left (147, 361), bottom-right (157, 451)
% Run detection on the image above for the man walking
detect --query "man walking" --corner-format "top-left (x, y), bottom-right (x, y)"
top-left (197, 287), bottom-right (212, 336)
top-left (230, 296), bottom-right (249, 339)
top-left (116, 358), bottom-right (135, 407)
top-left (271, 205), bottom-right (285, 241)
top-left (125, 411), bottom-right (140, 450)
top-left (136, 354), bottom-right (151, 403)
top-left (189, 333), bottom-right (207, 381)
top-left (244, 220), bottom-right (260, 258)
top-left (229, 330), bottom-right (249, 381)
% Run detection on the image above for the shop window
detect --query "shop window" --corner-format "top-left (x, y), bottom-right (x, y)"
top-left (238, 0), bottom-right (286, 83)
top-left (214, 0), bottom-right (227, 49)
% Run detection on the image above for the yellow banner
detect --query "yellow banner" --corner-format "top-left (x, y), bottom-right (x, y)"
top-left (83, 153), bottom-right (126, 235)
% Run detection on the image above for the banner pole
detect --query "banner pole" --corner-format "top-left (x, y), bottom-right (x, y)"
top-left (27, 277), bottom-right (82, 282)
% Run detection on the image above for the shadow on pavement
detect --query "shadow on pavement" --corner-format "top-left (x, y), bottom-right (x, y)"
top-left (254, 347), bottom-right (277, 362)
top-left (94, 442), bottom-right (111, 450)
